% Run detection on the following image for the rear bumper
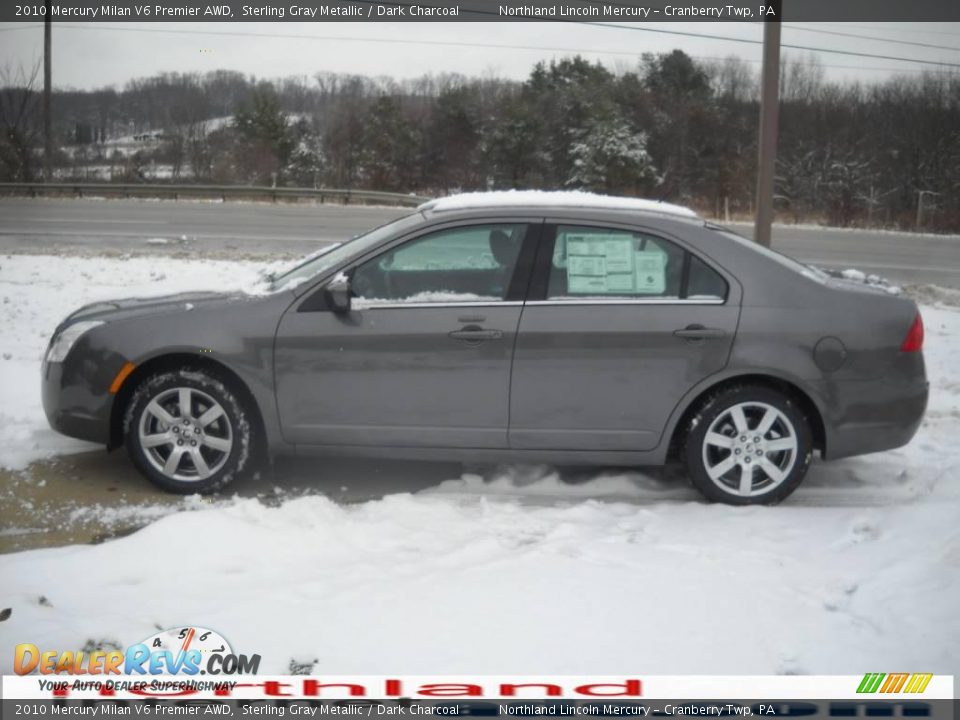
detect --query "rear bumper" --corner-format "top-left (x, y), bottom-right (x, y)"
top-left (820, 377), bottom-right (929, 460)
top-left (41, 358), bottom-right (113, 445)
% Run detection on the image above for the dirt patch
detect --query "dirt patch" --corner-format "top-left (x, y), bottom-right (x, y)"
top-left (0, 450), bottom-right (460, 554)
top-left (0, 452), bottom-right (193, 553)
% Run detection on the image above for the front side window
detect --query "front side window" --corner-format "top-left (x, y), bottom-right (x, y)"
top-left (351, 223), bottom-right (527, 305)
top-left (546, 225), bottom-right (726, 302)
top-left (265, 212), bottom-right (422, 293)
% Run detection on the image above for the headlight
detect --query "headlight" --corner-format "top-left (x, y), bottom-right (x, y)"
top-left (46, 321), bottom-right (104, 363)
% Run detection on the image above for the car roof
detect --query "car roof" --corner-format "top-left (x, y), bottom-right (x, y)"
top-left (417, 190), bottom-right (699, 221)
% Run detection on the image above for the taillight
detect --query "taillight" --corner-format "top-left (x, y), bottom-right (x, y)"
top-left (901, 313), bottom-right (924, 352)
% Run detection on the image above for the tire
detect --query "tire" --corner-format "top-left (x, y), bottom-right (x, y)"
top-left (683, 385), bottom-right (813, 505)
top-left (124, 368), bottom-right (254, 494)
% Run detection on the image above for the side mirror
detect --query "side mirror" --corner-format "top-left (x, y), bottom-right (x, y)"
top-left (324, 272), bottom-right (352, 313)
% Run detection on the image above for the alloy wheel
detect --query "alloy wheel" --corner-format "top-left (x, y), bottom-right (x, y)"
top-left (700, 401), bottom-right (799, 498)
top-left (137, 386), bottom-right (233, 481)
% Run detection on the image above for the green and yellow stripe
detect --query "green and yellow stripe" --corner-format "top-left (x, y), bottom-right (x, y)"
top-left (857, 673), bottom-right (933, 694)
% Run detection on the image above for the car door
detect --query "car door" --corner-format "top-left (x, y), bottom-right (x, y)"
top-left (274, 220), bottom-right (540, 448)
top-left (509, 221), bottom-right (741, 451)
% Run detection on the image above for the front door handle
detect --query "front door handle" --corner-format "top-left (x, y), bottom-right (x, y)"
top-left (673, 324), bottom-right (727, 340)
top-left (449, 327), bottom-right (503, 342)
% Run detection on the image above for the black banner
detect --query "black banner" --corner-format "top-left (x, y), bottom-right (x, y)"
top-left (3, 0), bottom-right (960, 23)
top-left (1, 700), bottom-right (958, 720)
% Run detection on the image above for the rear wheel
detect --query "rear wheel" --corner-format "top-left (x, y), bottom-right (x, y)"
top-left (125, 369), bottom-right (253, 493)
top-left (683, 385), bottom-right (812, 505)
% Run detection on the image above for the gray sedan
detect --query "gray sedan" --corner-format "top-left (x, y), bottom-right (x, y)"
top-left (41, 192), bottom-right (928, 504)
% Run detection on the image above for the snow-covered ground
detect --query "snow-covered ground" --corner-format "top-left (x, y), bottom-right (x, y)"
top-left (0, 254), bottom-right (266, 470)
top-left (1, 253), bottom-right (958, 676)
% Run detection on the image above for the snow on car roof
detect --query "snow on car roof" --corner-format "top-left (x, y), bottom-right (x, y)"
top-left (418, 190), bottom-right (699, 219)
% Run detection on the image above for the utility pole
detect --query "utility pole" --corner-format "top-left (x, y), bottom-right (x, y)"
top-left (43, 0), bottom-right (52, 182)
top-left (753, 0), bottom-right (782, 247)
top-left (916, 190), bottom-right (939, 232)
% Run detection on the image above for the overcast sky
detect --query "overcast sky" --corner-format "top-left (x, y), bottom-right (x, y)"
top-left (1, 21), bottom-right (958, 89)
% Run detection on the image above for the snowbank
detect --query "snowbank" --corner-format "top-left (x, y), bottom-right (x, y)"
top-left (831, 268), bottom-right (901, 294)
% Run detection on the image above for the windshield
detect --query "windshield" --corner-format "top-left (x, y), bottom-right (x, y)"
top-left (262, 212), bottom-right (423, 293)
top-left (708, 225), bottom-right (829, 283)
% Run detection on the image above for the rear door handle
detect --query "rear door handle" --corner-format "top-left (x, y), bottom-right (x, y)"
top-left (673, 324), bottom-right (727, 340)
top-left (449, 328), bottom-right (503, 341)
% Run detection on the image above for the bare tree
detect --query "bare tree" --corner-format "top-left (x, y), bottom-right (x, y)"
top-left (780, 54), bottom-right (825, 104)
top-left (0, 61), bottom-right (43, 181)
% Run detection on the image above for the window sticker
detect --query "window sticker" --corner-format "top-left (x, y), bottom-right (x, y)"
top-left (567, 254), bottom-right (606, 276)
top-left (606, 272), bottom-right (637, 292)
top-left (603, 238), bottom-right (635, 274)
top-left (568, 275), bottom-right (611, 294)
top-left (565, 233), bottom-right (637, 295)
top-left (634, 250), bottom-right (666, 294)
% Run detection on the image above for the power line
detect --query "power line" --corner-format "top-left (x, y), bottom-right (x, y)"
top-left (569, 20), bottom-right (960, 68)
top-left (61, 21), bottom-right (960, 71)
top-left (695, 54), bottom-right (943, 74)
top-left (333, 0), bottom-right (960, 68)
top-left (574, 0), bottom-right (960, 51)
top-left (570, 0), bottom-right (957, 47)
top-left (14, 27), bottom-right (956, 75)
top-left (812, 22), bottom-right (960, 40)
top-left (6, 19), bottom-right (960, 73)
top-left (782, 24), bottom-right (960, 52)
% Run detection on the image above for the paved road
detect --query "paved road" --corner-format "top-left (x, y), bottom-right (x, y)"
top-left (1, 197), bottom-right (958, 287)
top-left (0, 197), bottom-right (405, 255)
top-left (727, 222), bottom-right (960, 289)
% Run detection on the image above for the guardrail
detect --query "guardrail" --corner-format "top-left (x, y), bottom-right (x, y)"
top-left (0, 182), bottom-right (430, 207)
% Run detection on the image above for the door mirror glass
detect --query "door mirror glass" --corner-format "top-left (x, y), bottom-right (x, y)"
top-left (325, 272), bottom-right (352, 313)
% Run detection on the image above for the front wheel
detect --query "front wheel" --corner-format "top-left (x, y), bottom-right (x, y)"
top-left (683, 385), bottom-right (813, 505)
top-left (125, 369), bottom-right (254, 493)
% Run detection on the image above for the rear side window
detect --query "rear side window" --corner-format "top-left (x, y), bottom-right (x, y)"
top-left (687, 254), bottom-right (727, 300)
top-left (546, 225), bottom-right (726, 302)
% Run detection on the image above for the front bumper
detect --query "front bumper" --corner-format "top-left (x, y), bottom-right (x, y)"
top-left (41, 356), bottom-right (116, 445)
top-left (820, 377), bottom-right (929, 460)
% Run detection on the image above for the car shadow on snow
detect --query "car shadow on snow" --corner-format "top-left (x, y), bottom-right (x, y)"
top-left (0, 447), bottom-right (912, 554)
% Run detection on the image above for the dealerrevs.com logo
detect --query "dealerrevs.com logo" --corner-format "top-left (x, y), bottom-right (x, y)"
top-left (14, 626), bottom-right (261, 676)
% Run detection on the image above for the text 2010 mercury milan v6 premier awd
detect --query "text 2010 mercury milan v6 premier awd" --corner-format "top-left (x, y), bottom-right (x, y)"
top-left (41, 191), bottom-right (929, 504)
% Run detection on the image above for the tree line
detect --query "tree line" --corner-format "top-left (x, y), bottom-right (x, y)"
top-left (1, 51), bottom-right (958, 231)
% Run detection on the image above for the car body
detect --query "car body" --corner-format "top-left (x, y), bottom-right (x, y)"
top-left (41, 191), bottom-right (929, 503)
